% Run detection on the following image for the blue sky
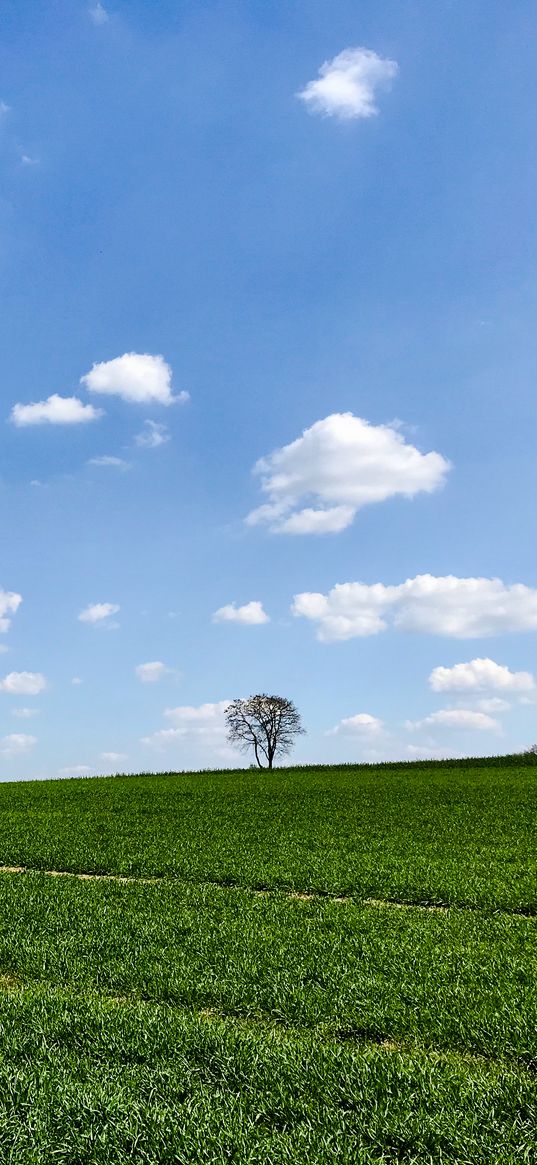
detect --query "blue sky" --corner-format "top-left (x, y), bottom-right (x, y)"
top-left (1, 0), bottom-right (537, 777)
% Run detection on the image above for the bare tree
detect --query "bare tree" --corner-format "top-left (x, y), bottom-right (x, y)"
top-left (225, 694), bottom-right (305, 770)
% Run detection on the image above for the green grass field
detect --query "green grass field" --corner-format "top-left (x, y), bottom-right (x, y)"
top-left (0, 758), bottom-right (535, 1162)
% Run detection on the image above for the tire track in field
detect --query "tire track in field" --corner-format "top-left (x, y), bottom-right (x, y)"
top-left (0, 864), bottom-right (534, 917)
top-left (0, 972), bottom-right (534, 1076)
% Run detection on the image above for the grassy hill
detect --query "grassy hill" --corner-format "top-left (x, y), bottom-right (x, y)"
top-left (0, 758), bottom-right (534, 1162)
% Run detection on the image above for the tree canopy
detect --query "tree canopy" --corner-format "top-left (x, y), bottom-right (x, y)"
top-left (225, 694), bottom-right (304, 770)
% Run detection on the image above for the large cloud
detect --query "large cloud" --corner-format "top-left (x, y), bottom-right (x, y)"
top-left (292, 574), bottom-right (537, 642)
top-left (81, 353), bottom-right (189, 407)
top-left (0, 671), bottom-right (46, 695)
top-left (212, 601), bottom-right (269, 625)
top-left (297, 47), bottom-right (398, 121)
top-left (10, 395), bottom-right (103, 426)
top-left (246, 414), bottom-right (449, 535)
top-left (0, 590), bottom-right (22, 634)
top-left (429, 658), bottom-right (535, 694)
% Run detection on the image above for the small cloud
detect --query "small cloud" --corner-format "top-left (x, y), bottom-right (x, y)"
top-left (135, 420), bottom-right (171, 449)
top-left (81, 353), bottom-right (189, 407)
top-left (406, 744), bottom-right (452, 760)
top-left (327, 712), bottom-right (383, 736)
top-left (406, 708), bottom-right (499, 732)
top-left (10, 395), bottom-right (103, 427)
top-left (142, 701), bottom-right (231, 750)
top-left (212, 601), bottom-right (269, 626)
top-left (59, 764), bottom-right (93, 776)
top-left (12, 707), bottom-right (40, 719)
top-left (89, 1), bottom-right (109, 23)
top-left (71, 677), bottom-right (83, 685)
top-left (100, 751), bottom-right (127, 764)
top-left (429, 658), bottom-right (535, 694)
top-left (135, 661), bottom-right (174, 683)
top-left (0, 102), bottom-right (10, 120)
top-left (20, 153), bottom-right (39, 166)
top-left (0, 733), bottom-right (36, 756)
top-left (78, 602), bottom-right (120, 628)
top-left (0, 671), bottom-right (47, 696)
top-left (88, 455), bottom-right (131, 470)
top-left (0, 590), bottom-right (22, 635)
top-left (475, 697), bottom-right (511, 714)
top-left (0, 646), bottom-right (9, 655)
top-left (297, 46), bottom-right (398, 121)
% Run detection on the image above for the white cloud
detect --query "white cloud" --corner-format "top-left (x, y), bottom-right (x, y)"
top-left (59, 764), bottom-right (93, 776)
top-left (71, 677), bottom-right (83, 685)
top-left (81, 353), bottom-right (189, 407)
top-left (0, 102), bottom-right (10, 119)
top-left (474, 697), bottom-right (511, 714)
top-left (88, 455), bottom-right (131, 470)
top-left (405, 744), bottom-right (453, 760)
top-left (142, 701), bottom-right (230, 750)
top-left (12, 707), bottom-right (40, 719)
top-left (100, 752), bottom-right (127, 763)
top-left (20, 153), bottom-right (39, 166)
top-left (135, 661), bottom-right (171, 683)
top-left (135, 420), bottom-right (171, 448)
top-left (0, 672), bottom-right (47, 696)
top-left (10, 395), bottom-right (103, 426)
top-left (407, 708), bottom-right (499, 732)
top-left (297, 47), bottom-right (398, 121)
top-left (89, 2), bottom-right (109, 24)
top-left (78, 602), bottom-right (120, 627)
top-left (429, 657), bottom-right (535, 694)
top-left (0, 590), bottom-right (22, 634)
top-left (327, 712), bottom-right (383, 736)
top-left (247, 414), bottom-right (449, 535)
top-left (212, 601), bottom-right (269, 625)
top-left (293, 574), bottom-right (537, 642)
top-left (0, 733), bottom-right (36, 756)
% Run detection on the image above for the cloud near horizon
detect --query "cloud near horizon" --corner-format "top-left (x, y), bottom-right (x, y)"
top-left (0, 733), bottom-right (37, 756)
top-left (142, 701), bottom-right (232, 752)
top-left (246, 414), bottom-right (449, 535)
top-left (406, 708), bottom-right (500, 732)
top-left (327, 712), bottom-right (383, 736)
top-left (297, 47), bottom-right (398, 121)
